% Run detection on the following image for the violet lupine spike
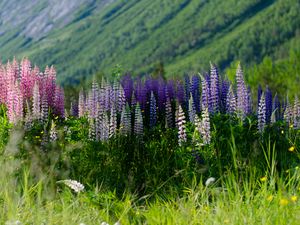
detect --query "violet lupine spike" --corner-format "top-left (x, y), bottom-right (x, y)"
top-left (236, 63), bottom-right (248, 119)
top-left (283, 96), bottom-right (293, 126)
top-left (293, 96), bottom-right (300, 129)
top-left (167, 80), bottom-right (175, 100)
top-left (257, 93), bottom-right (266, 133)
top-left (246, 86), bottom-right (252, 115)
top-left (201, 73), bottom-right (210, 110)
top-left (70, 101), bottom-right (78, 117)
top-left (120, 103), bottom-right (131, 135)
top-left (273, 94), bottom-right (281, 121)
top-left (184, 74), bottom-right (191, 109)
top-left (165, 95), bottom-right (173, 129)
top-left (95, 103), bottom-right (103, 141)
top-left (176, 104), bottom-right (187, 146)
top-left (89, 81), bottom-right (99, 118)
top-left (191, 74), bottom-right (201, 113)
top-left (188, 95), bottom-right (196, 124)
top-left (149, 91), bottom-right (157, 128)
top-left (257, 85), bottom-right (262, 110)
top-left (210, 63), bottom-right (220, 113)
top-left (157, 78), bottom-right (166, 112)
top-left (105, 81), bottom-right (112, 112)
top-left (78, 89), bottom-right (85, 117)
top-left (176, 81), bottom-right (185, 107)
top-left (199, 107), bottom-right (211, 145)
top-left (135, 78), bottom-right (146, 111)
top-left (118, 84), bottom-right (126, 114)
top-left (0, 65), bottom-right (7, 104)
top-left (32, 83), bottom-right (41, 120)
top-left (102, 112), bottom-right (109, 141)
top-left (134, 103), bottom-right (143, 136)
top-left (221, 79), bottom-right (230, 113)
top-left (265, 86), bottom-right (272, 124)
top-left (226, 86), bottom-right (237, 115)
top-left (121, 74), bottom-right (134, 104)
top-left (54, 87), bottom-right (65, 118)
top-left (109, 106), bottom-right (117, 138)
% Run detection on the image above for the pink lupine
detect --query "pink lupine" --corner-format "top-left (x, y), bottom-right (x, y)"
top-left (32, 83), bottom-right (41, 120)
top-left (20, 58), bottom-right (34, 100)
top-left (0, 64), bottom-right (7, 103)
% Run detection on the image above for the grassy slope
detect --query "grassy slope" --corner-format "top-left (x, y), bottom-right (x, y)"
top-left (1, 0), bottom-right (300, 84)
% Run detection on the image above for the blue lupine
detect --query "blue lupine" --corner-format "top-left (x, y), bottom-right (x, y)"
top-left (135, 78), bottom-right (147, 111)
top-left (121, 74), bottom-right (134, 104)
top-left (226, 86), bottom-right (237, 115)
top-left (188, 95), bottom-right (196, 123)
top-left (221, 79), bottom-right (229, 113)
top-left (293, 96), bottom-right (300, 129)
top-left (257, 85), bottom-right (262, 110)
top-left (149, 91), bottom-right (157, 128)
top-left (265, 86), bottom-right (272, 124)
top-left (157, 78), bottom-right (166, 112)
top-left (184, 74), bottom-right (191, 109)
top-left (167, 80), bottom-right (175, 100)
top-left (273, 94), bottom-right (281, 121)
top-left (109, 105), bottom-right (117, 138)
top-left (191, 74), bottom-right (201, 113)
top-left (165, 95), bottom-right (173, 128)
top-left (198, 107), bottom-right (211, 145)
top-left (236, 63), bottom-right (248, 119)
top-left (201, 73), bottom-right (210, 110)
top-left (120, 103), bottom-right (131, 135)
top-left (176, 81), bottom-right (185, 106)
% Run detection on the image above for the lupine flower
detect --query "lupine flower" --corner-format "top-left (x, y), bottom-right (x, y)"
top-left (258, 93), bottom-right (266, 133)
top-left (78, 89), bottom-right (85, 117)
top-left (210, 63), bottom-right (220, 113)
top-left (95, 103), bottom-right (103, 141)
top-left (58, 179), bottom-right (84, 193)
top-left (89, 117), bottom-right (96, 141)
top-left (109, 106), bottom-right (117, 138)
top-left (89, 81), bottom-right (99, 118)
top-left (284, 97), bottom-right (293, 126)
top-left (70, 101), bottom-right (79, 117)
top-left (121, 74), bottom-right (134, 104)
top-left (201, 73), bottom-right (210, 110)
top-left (265, 86), bottom-right (272, 124)
top-left (257, 85), bottom-right (262, 110)
top-left (188, 95), bottom-right (196, 123)
top-left (273, 94), bottom-right (281, 122)
top-left (191, 74), bottom-right (201, 113)
top-left (118, 84), bottom-right (126, 113)
top-left (184, 74), bottom-right (191, 109)
top-left (165, 95), bottom-right (173, 128)
top-left (135, 78), bottom-right (146, 111)
top-left (102, 112), bottom-right (109, 141)
top-left (199, 107), bottom-right (211, 145)
top-left (293, 96), bottom-right (300, 129)
top-left (226, 86), bottom-right (237, 115)
top-left (134, 103), bottom-right (143, 136)
top-left (236, 63), bottom-right (248, 119)
top-left (32, 83), bottom-right (41, 120)
top-left (120, 103), bottom-right (131, 135)
top-left (176, 104), bottom-right (187, 146)
top-left (221, 79), bottom-right (229, 113)
top-left (41, 92), bottom-right (49, 124)
top-left (54, 87), bottom-right (65, 117)
top-left (176, 81), bottom-right (185, 106)
top-left (157, 78), bottom-right (166, 112)
top-left (50, 120), bottom-right (58, 142)
top-left (167, 80), bottom-right (175, 100)
top-left (149, 91), bottom-right (157, 128)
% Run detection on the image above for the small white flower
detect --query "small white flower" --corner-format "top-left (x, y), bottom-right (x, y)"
top-left (205, 177), bottom-right (216, 186)
top-left (57, 179), bottom-right (85, 193)
top-left (114, 222), bottom-right (121, 225)
top-left (101, 222), bottom-right (110, 225)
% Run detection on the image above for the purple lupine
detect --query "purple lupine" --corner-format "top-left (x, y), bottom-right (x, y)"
top-left (236, 63), bottom-right (248, 119)
top-left (167, 80), bottom-right (175, 100)
top-left (188, 95), bottom-right (196, 123)
top-left (89, 81), bottom-right (99, 118)
top-left (120, 103), bottom-right (131, 135)
top-left (134, 103), bottom-right (143, 136)
top-left (283, 96), bottom-right (293, 126)
top-left (118, 84), bottom-right (126, 114)
top-left (135, 78), bottom-right (147, 111)
top-left (95, 103), bottom-right (103, 141)
top-left (221, 79), bottom-right (229, 113)
top-left (157, 77), bottom-right (166, 112)
top-left (257, 93), bottom-right (266, 133)
top-left (257, 85), bottom-right (262, 110)
top-left (265, 86), bottom-right (272, 124)
top-left (176, 104), bottom-right (187, 146)
top-left (54, 87), bottom-right (65, 118)
top-left (184, 74), bottom-right (191, 108)
top-left (102, 112), bottom-right (109, 141)
top-left (104, 81), bottom-right (112, 112)
top-left (70, 101), bottom-right (78, 117)
top-left (149, 91), bottom-right (157, 128)
top-left (210, 63), bottom-right (220, 113)
top-left (121, 74), bottom-right (134, 104)
top-left (109, 105), bottom-right (117, 138)
top-left (293, 96), bottom-right (300, 129)
top-left (199, 107), bottom-right (211, 145)
top-left (176, 81), bottom-right (185, 106)
top-left (246, 86), bottom-right (252, 115)
top-left (226, 86), bottom-right (237, 115)
top-left (201, 73), bottom-right (210, 110)
top-left (273, 94), bottom-right (281, 122)
top-left (78, 89), bottom-right (85, 117)
top-left (191, 74), bottom-right (201, 113)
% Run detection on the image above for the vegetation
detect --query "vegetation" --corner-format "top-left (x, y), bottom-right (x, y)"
top-left (1, 59), bottom-right (300, 224)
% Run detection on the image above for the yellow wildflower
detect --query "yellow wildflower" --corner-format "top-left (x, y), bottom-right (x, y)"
top-left (260, 176), bottom-right (267, 182)
top-left (267, 195), bottom-right (273, 202)
top-left (279, 198), bottom-right (289, 206)
top-left (291, 195), bottom-right (298, 202)
top-left (289, 146), bottom-right (295, 152)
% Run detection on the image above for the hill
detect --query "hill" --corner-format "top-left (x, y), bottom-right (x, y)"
top-left (0, 0), bottom-right (300, 84)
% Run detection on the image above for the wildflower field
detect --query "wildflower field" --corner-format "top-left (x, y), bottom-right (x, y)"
top-left (0, 59), bottom-right (300, 224)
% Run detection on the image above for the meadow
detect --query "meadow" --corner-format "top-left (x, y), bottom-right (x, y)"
top-left (0, 58), bottom-right (300, 224)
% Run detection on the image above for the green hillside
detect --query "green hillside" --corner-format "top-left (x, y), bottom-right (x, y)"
top-left (0, 0), bottom-right (300, 84)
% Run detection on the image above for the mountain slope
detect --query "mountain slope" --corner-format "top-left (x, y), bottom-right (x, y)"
top-left (0, 0), bottom-right (299, 84)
